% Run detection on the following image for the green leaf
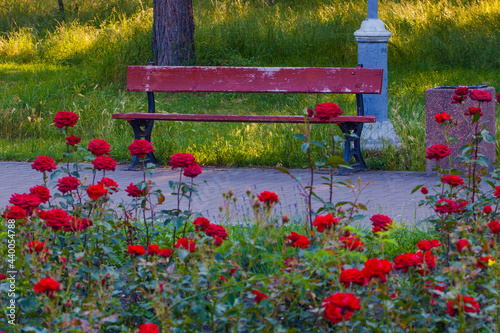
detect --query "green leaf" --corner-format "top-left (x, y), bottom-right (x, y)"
top-left (481, 129), bottom-right (496, 143)
top-left (310, 140), bottom-right (325, 148)
top-left (411, 185), bottom-right (423, 194)
top-left (293, 133), bottom-right (306, 142)
top-left (301, 142), bottom-right (310, 153)
top-left (327, 155), bottom-right (348, 167)
top-left (273, 166), bottom-right (290, 175)
top-left (177, 249), bottom-right (190, 261)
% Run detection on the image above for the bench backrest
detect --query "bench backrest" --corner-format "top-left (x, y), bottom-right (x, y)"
top-left (127, 66), bottom-right (383, 94)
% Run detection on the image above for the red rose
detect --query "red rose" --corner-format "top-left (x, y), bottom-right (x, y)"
top-left (307, 108), bottom-right (315, 118)
top-left (9, 193), bottom-right (41, 213)
top-left (417, 239), bottom-right (442, 251)
top-left (147, 244), bottom-right (162, 256)
top-left (483, 205), bottom-right (492, 214)
top-left (64, 216), bottom-right (93, 232)
top-left (205, 224), bottom-right (228, 240)
top-left (33, 277), bottom-right (60, 296)
top-left (454, 86), bottom-right (469, 96)
top-left (170, 153), bottom-right (196, 169)
top-left (253, 290), bottom-right (268, 304)
top-left (370, 214), bottom-right (393, 231)
top-left (40, 208), bottom-right (71, 231)
top-left (488, 220), bottom-right (500, 234)
top-left (57, 176), bottom-right (80, 194)
top-left (139, 323), bottom-right (159, 333)
top-left (53, 111), bottom-right (79, 128)
top-left (87, 183), bottom-right (108, 200)
top-left (193, 217), bottom-right (210, 232)
top-left (98, 177), bottom-right (118, 193)
top-left (451, 94), bottom-right (466, 104)
top-left (446, 295), bottom-right (480, 316)
top-left (456, 239), bottom-right (469, 253)
top-left (340, 235), bottom-right (364, 251)
top-left (441, 174), bottom-right (463, 187)
top-left (127, 245), bottom-right (146, 257)
top-left (435, 112), bottom-right (451, 123)
top-left (415, 250), bottom-right (437, 276)
top-left (420, 187), bottom-right (428, 195)
top-left (30, 185), bottom-right (51, 203)
top-left (65, 135), bottom-right (81, 146)
top-left (92, 156), bottom-right (116, 171)
top-left (127, 139), bottom-right (155, 159)
top-left (27, 240), bottom-right (44, 253)
top-left (314, 102), bottom-right (343, 122)
top-left (257, 191), bottom-right (279, 205)
top-left (494, 185), bottom-right (500, 197)
top-left (322, 292), bottom-right (360, 324)
top-left (159, 248), bottom-right (173, 258)
top-left (434, 198), bottom-right (459, 215)
top-left (425, 144), bottom-right (451, 160)
top-left (425, 280), bottom-right (446, 296)
top-left (476, 256), bottom-right (494, 269)
top-left (470, 89), bottom-right (492, 102)
top-left (339, 268), bottom-right (367, 287)
top-left (497, 93), bottom-right (500, 104)
top-left (393, 253), bottom-right (421, 272)
top-left (464, 106), bottom-right (483, 117)
top-left (174, 238), bottom-right (197, 253)
top-left (183, 163), bottom-right (202, 178)
top-left (286, 232), bottom-right (310, 249)
top-left (0, 274), bottom-right (6, 281)
top-left (87, 139), bottom-right (110, 157)
top-left (362, 258), bottom-right (392, 283)
top-left (31, 156), bottom-right (57, 173)
top-left (312, 214), bottom-right (338, 232)
top-left (1, 205), bottom-right (27, 221)
top-left (125, 183), bottom-right (149, 197)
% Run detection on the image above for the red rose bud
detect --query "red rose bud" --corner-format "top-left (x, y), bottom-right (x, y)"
top-left (86, 183), bottom-right (108, 200)
top-left (488, 220), bottom-right (500, 234)
top-left (53, 111), bottom-right (79, 128)
top-left (127, 139), bottom-right (155, 159)
top-left (65, 134), bottom-right (81, 146)
top-left (183, 163), bottom-right (202, 178)
top-left (253, 290), bottom-right (268, 304)
top-left (425, 144), bottom-right (451, 160)
top-left (483, 206), bottom-right (492, 214)
top-left (87, 139), bottom-right (110, 157)
top-left (170, 153), bottom-right (196, 169)
top-left (127, 245), bottom-right (146, 257)
top-left (31, 156), bottom-right (57, 173)
top-left (138, 323), bottom-right (160, 333)
top-left (257, 191), bottom-right (279, 206)
top-left (314, 102), bottom-right (343, 121)
top-left (420, 187), bottom-right (428, 195)
top-left (92, 156), bottom-right (116, 171)
top-left (470, 89), bottom-right (492, 102)
top-left (307, 108), bottom-right (315, 118)
top-left (435, 112), bottom-right (451, 123)
top-left (456, 239), bottom-right (469, 253)
top-left (282, 215), bottom-right (290, 223)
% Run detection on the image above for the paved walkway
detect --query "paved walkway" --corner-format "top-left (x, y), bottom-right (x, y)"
top-left (0, 162), bottom-right (438, 226)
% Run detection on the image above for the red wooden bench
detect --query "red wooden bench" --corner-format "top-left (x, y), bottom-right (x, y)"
top-left (112, 65), bottom-right (383, 171)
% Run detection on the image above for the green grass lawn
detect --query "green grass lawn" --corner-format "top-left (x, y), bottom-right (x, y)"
top-left (1, 0), bottom-right (499, 170)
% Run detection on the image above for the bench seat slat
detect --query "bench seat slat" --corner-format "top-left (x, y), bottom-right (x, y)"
top-left (112, 113), bottom-right (376, 124)
top-left (127, 66), bottom-right (383, 94)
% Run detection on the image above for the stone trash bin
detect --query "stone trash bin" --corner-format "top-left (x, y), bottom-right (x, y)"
top-left (425, 85), bottom-right (496, 176)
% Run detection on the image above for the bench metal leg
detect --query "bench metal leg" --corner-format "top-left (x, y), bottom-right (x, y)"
top-left (338, 122), bottom-right (366, 175)
top-left (127, 119), bottom-right (158, 170)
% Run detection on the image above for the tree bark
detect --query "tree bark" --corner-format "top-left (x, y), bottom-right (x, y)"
top-left (152, 0), bottom-right (195, 66)
top-left (57, 0), bottom-right (65, 19)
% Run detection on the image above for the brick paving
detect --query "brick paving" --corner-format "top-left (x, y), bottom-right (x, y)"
top-left (0, 162), bottom-right (437, 226)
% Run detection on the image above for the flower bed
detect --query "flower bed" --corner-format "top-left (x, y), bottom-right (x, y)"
top-left (1, 92), bottom-right (500, 332)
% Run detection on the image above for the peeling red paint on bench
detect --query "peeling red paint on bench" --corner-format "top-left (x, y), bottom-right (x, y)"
top-left (127, 66), bottom-right (383, 94)
top-left (112, 113), bottom-right (376, 124)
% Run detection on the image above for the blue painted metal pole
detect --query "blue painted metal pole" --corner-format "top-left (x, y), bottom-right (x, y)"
top-left (354, 0), bottom-right (399, 147)
top-left (367, 0), bottom-right (378, 18)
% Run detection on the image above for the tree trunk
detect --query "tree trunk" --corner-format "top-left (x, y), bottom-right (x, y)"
top-left (57, 0), bottom-right (65, 19)
top-left (152, 0), bottom-right (195, 66)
